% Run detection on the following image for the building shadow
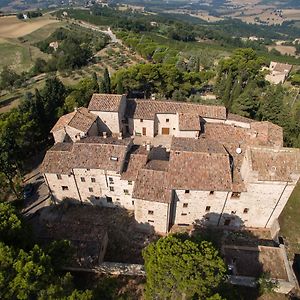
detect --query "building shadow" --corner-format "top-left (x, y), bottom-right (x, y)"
top-left (29, 199), bottom-right (158, 266)
top-left (191, 212), bottom-right (289, 298)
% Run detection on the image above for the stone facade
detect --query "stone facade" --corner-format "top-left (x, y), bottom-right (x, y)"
top-left (42, 93), bottom-right (300, 234)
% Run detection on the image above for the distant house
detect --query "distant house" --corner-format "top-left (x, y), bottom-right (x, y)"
top-left (49, 41), bottom-right (59, 51)
top-left (265, 61), bottom-right (293, 84)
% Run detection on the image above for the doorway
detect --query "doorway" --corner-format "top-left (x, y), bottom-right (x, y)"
top-left (162, 127), bottom-right (170, 135)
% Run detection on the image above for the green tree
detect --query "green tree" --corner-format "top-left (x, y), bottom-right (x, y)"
top-left (0, 66), bottom-right (21, 90)
top-left (143, 235), bottom-right (226, 300)
top-left (223, 71), bottom-right (233, 108)
top-left (100, 68), bottom-right (111, 94)
top-left (0, 203), bottom-right (29, 247)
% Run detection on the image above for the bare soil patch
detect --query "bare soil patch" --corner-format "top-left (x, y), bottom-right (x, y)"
top-left (0, 16), bottom-right (59, 38)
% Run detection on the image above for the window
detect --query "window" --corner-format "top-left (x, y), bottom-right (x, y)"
top-left (80, 177), bottom-right (85, 182)
top-left (243, 208), bottom-right (249, 214)
top-left (57, 174), bottom-right (62, 180)
top-left (148, 220), bottom-right (154, 223)
top-left (124, 189), bottom-right (129, 195)
top-left (132, 200), bottom-right (135, 205)
top-left (128, 181), bottom-right (133, 185)
top-left (106, 196), bottom-right (112, 203)
top-left (89, 187), bottom-right (93, 192)
top-left (148, 210), bottom-right (154, 215)
top-left (231, 192), bottom-right (241, 198)
top-left (183, 203), bottom-right (188, 208)
top-left (87, 168), bottom-right (90, 171)
top-left (95, 196), bottom-right (100, 200)
top-left (140, 119), bottom-right (143, 122)
top-left (209, 191), bottom-right (214, 195)
top-left (166, 118), bottom-right (169, 122)
top-left (181, 213), bottom-right (187, 216)
top-left (205, 206), bottom-right (211, 212)
top-left (61, 186), bottom-right (69, 191)
top-left (109, 186), bottom-right (114, 192)
top-left (109, 177), bottom-right (114, 184)
top-left (185, 190), bottom-right (190, 194)
top-left (231, 211), bottom-right (236, 215)
top-left (91, 177), bottom-right (96, 183)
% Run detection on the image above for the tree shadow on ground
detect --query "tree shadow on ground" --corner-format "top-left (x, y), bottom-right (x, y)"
top-left (30, 199), bottom-right (159, 265)
top-left (190, 212), bottom-right (283, 300)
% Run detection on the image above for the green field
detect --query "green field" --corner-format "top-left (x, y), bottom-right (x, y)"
top-left (279, 182), bottom-right (300, 259)
top-left (0, 20), bottom-right (66, 73)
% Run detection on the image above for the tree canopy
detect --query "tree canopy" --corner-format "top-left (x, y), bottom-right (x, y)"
top-left (143, 235), bottom-right (226, 300)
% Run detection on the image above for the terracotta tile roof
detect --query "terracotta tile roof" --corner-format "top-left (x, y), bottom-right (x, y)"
top-left (121, 145), bottom-right (149, 181)
top-left (41, 143), bottom-right (74, 174)
top-left (250, 147), bottom-right (300, 182)
top-left (78, 136), bottom-right (132, 146)
top-left (204, 122), bottom-right (283, 147)
top-left (126, 99), bottom-right (226, 120)
top-left (204, 123), bottom-right (249, 145)
top-left (50, 112), bottom-right (75, 133)
top-left (178, 113), bottom-right (200, 131)
top-left (42, 138), bottom-right (132, 174)
top-left (68, 108), bottom-right (98, 132)
top-left (50, 108), bottom-right (97, 133)
top-left (72, 139), bottom-right (131, 172)
top-left (250, 122), bottom-right (283, 147)
top-left (223, 143), bottom-right (246, 192)
top-left (171, 136), bottom-right (227, 154)
top-left (133, 168), bottom-right (172, 203)
top-left (227, 113), bottom-right (254, 124)
top-left (271, 62), bottom-right (292, 74)
top-left (168, 138), bottom-right (232, 191)
top-left (88, 94), bottom-right (124, 112)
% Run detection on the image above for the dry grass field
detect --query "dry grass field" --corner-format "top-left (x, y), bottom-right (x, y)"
top-left (0, 16), bottom-right (59, 38)
top-left (267, 45), bottom-right (297, 56)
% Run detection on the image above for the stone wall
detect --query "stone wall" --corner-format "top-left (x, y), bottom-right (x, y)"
top-left (134, 198), bottom-right (170, 233)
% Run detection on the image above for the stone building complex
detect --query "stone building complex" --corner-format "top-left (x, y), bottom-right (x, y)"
top-left (42, 94), bottom-right (300, 234)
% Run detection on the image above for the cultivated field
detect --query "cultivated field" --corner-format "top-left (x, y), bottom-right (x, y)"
top-left (0, 15), bottom-right (59, 38)
top-left (267, 45), bottom-right (297, 56)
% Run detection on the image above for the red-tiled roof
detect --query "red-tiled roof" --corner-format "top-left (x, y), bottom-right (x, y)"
top-left (126, 99), bottom-right (226, 120)
top-left (50, 107), bottom-right (97, 133)
top-left (88, 94), bottom-right (124, 112)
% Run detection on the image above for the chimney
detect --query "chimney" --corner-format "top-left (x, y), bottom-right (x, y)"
top-left (118, 132), bottom-right (122, 140)
top-left (103, 132), bottom-right (107, 139)
top-left (146, 142), bottom-right (151, 152)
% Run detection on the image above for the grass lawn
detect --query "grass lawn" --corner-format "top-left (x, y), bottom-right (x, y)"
top-left (279, 181), bottom-right (300, 259)
top-left (0, 39), bottom-right (33, 72)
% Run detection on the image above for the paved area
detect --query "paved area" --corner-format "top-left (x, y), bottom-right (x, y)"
top-left (22, 172), bottom-right (51, 217)
top-left (133, 135), bottom-right (173, 148)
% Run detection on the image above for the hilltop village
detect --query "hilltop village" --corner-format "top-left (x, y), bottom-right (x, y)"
top-left (42, 94), bottom-right (300, 234)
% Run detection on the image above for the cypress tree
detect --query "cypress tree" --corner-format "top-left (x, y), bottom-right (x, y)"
top-left (223, 71), bottom-right (233, 108)
top-left (103, 68), bottom-right (111, 94)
